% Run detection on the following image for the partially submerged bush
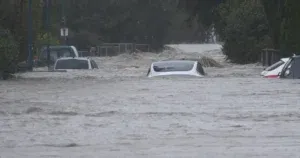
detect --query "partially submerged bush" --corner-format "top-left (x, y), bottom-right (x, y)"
top-left (0, 29), bottom-right (19, 80)
top-left (198, 56), bottom-right (223, 67)
top-left (180, 56), bottom-right (223, 68)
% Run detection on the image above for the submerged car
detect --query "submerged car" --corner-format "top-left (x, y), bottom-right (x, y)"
top-left (147, 60), bottom-right (205, 77)
top-left (54, 57), bottom-right (98, 71)
top-left (261, 58), bottom-right (289, 78)
top-left (279, 55), bottom-right (300, 79)
top-left (38, 45), bottom-right (80, 66)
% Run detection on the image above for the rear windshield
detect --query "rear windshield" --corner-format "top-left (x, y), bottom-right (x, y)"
top-left (55, 59), bottom-right (89, 69)
top-left (265, 60), bottom-right (285, 71)
top-left (153, 61), bottom-right (194, 72)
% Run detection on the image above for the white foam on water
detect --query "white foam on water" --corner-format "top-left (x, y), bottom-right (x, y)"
top-left (1, 44), bottom-right (295, 158)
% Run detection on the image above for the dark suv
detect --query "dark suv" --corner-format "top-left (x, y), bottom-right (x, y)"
top-left (280, 55), bottom-right (300, 79)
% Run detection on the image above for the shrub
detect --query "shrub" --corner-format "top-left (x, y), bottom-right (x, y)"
top-left (0, 29), bottom-right (19, 80)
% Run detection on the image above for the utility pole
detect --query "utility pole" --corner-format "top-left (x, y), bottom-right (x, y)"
top-left (46, 0), bottom-right (51, 70)
top-left (61, 0), bottom-right (68, 45)
top-left (27, 0), bottom-right (33, 71)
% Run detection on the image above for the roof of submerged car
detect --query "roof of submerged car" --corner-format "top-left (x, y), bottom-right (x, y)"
top-left (152, 60), bottom-right (197, 65)
top-left (281, 58), bottom-right (290, 62)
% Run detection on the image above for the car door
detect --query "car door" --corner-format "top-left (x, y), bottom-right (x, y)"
top-left (280, 57), bottom-right (300, 79)
top-left (290, 57), bottom-right (300, 79)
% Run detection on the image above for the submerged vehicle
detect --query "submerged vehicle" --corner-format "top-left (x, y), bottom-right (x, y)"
top-left (147, 60), bottom-right (205, 77)
top-left (54, 57), bottom-right (98, 71)
top-left (38, 45), bottom-right (80, 65)
top-left (261, 58), bottom-right (289, 78)
top-left (279, 55), bottom-right (300, 79)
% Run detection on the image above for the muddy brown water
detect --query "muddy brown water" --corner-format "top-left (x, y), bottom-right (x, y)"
top-left (1, 45), bottom-right (300, 158)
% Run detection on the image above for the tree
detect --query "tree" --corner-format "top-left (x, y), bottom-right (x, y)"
top-left (0, 29), bottom-right (19, 79)
top-left (217, 0), bottom-right (271, 63)
top-left (260, 0), bottom-right (284, 50)
top-left (178, 0), bottom-right (224, 42)
top-left (279, 0), bottom-right (300, 53)
top-left (63, 0), bottom-right (176, 50)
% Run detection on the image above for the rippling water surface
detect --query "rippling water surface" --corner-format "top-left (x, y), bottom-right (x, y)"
top-left (1, 44), bottom-right (300, 158)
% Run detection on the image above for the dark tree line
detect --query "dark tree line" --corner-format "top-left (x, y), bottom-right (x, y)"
top-left (184, 0), bottom-right (300, 63)
top-left (1, 0), bottom-right (300, 79)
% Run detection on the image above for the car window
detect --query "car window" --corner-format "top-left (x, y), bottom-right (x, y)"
top-left (265, 60), bottom-right (285, 71)
top-left (153, 61), bottom-right (194, 72)
top-left (50, 52), bottom-right (58, 62)
top-left (55, 59), bottom-right (89, 69)
top-left (196, 62), bottom-right (205, 75)
top-left (61, 51), bottom-right (71, 57)
top-left (91, 60), bottom-right (98, 69)
top-left (40, 48), bottom-right (75, 61)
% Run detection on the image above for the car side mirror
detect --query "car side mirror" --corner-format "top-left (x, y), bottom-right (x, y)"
top-left (278, 72), bottom-right (281, 76)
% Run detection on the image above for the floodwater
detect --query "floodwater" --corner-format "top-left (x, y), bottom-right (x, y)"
top-left (1, 44), bottom-right (300, 158)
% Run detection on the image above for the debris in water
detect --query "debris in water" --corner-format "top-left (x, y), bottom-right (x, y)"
top-left (25, 107), bottom-right (43, 114)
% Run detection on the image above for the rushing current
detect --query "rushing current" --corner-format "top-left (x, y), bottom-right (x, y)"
top-left (1, 44), bottom-right (300, 158)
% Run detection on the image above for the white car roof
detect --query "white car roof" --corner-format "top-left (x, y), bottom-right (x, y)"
top-left (281, 58), bottom-right (289, 62)
top-left (148, 60), bottom-right (203, 77)
top-left (152, 60), bottom-right (197, 65)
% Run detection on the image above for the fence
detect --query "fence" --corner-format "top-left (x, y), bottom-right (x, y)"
top-left (78, 50), bottom-right (90, 57)
top-left (135, 44), bottom-right (150, 52)
top-left (260, 48), bottom-right (280, 66)
top-left (95, 43), bottom-right (150, 57)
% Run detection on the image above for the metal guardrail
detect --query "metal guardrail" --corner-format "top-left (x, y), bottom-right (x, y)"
top-left (135, 44), bottom-right (150, 52)
top-left (78, 50), bottom-right (90, 57)
top-left (33, 70), bottom-right (67, 72)
top-left (95, 43), bottom-right (150, 57)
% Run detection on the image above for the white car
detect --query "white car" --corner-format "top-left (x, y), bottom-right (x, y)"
top-left (147, 60), bottom-right (205, 77)
top-left (261, 58), bottom-right (289, 78)
top-left (54, 57), bottom-right (98, 71)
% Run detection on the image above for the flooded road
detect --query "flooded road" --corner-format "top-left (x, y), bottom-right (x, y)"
top-left (1, 44), bottom-right (300, 157)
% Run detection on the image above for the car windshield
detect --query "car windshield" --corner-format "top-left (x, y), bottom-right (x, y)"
top-left (55, 59), bottom-right (89, 69)
top-left (265, 60), bottom-right (285, 71)
top-left (153, 61), bottom-right (194, 72)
